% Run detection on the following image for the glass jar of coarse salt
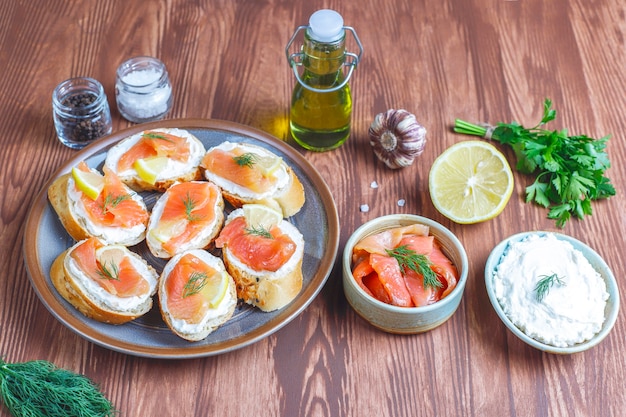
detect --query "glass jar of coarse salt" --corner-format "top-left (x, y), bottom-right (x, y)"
top-left (115, 56), bottom-right (173, 123)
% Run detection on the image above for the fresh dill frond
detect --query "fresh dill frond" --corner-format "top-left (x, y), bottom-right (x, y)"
top-left (183, 272), bottom-right (209, 298)
top-left (142, 132), bottom-right (175, 143)
top-left (535, 273), bottom-right (566, 302)
top-left (386, 245), bottom-right (442, 289)
top-left (97, 261), bottom-right (120, 281)
top-left (244, 225), bottom-right (273, 239)
top-left (0, 357), bottom-right (117, 417)
top-left (183, 192), bottom-right (203, 221)
top-left (101, 193), bottom-right (130, 214)
top-left (233, 152), bottom-right (258, 168)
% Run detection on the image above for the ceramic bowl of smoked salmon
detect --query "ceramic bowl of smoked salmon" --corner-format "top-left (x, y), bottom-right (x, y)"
top-left (342, 214), bottom-right (468, 334)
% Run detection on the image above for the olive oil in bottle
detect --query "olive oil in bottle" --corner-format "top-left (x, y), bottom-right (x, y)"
top-left (286, 10), bottom-right (362, 151)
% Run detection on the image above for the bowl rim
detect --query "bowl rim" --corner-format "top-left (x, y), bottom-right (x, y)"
top-left (342, 214), bottom-right (469, 314)
top-left (485, 230), bottom-right (620, 354)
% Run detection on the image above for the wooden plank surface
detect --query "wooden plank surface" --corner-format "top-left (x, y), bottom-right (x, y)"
top-left (0, 0), bottom-right (624, 416)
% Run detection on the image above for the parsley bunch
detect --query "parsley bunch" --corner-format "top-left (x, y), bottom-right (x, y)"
top-left (454, 99), bottom-right (615, 227)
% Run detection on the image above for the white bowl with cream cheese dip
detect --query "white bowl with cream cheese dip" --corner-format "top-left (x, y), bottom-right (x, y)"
top-left (485, 231), bottom-right (619, 354)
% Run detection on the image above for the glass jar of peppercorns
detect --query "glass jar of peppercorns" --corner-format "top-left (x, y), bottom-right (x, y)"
top-left (52, 77), bottom-right (112, 149)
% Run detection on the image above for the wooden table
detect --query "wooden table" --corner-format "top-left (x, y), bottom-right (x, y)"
top-left (1, 0), bottom-right (624, 415)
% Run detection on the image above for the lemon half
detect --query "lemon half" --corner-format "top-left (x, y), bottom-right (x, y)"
top-left (428, 140), bottom-right (514, 224)
top-left (72, 167), bottom-right (105, 200)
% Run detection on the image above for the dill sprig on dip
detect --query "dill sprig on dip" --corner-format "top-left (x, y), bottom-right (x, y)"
top-left (535, 273), bottom-right (566, 302)
top-left (386, 245), bottom-right (443, 290)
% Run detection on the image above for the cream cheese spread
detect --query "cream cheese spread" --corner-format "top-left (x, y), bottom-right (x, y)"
top-left (493, 233), bottom-right (608, 347)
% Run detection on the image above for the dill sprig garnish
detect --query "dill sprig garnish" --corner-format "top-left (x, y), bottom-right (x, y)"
top-left (97, 261), bottom-right (120, 281)
top-left (183, 272), bottom-right (208, 298)
top-left (101, 193), bottom-right (130, 215)
top-left (245, 225), bottom-right (273, 239)
top-left (385, 245), bottom-right (443, 290)
top-left (0, 356), bottom-right (116, 417)
top-left (233, 152), bottom-right (257, 168)
top-left (142, 132), bottom-right (175, 143)
top-left (183, 192), bottom-right (203, 221)
top-left (535, 273), bottom-right (566, 302)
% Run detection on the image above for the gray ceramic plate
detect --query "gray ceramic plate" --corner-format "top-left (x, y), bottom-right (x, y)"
top-left (23, 119), bottom-right (339, 359)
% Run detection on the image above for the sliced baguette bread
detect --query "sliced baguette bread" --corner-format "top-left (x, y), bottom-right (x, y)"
top-left (200, 142), bottom-right (305, 217)
top-left (103, 128), bottom-right (205, 192)
top-left (48, 165), bottom-right (149, 246)
top-left (159, 249), bottom-right (237, 341)
top-left (215, 208), bottom-right (304, 312)
top-left (50, 237), bottom-right (159, 324)
top-left (146, 181), bottom-right (225, 259)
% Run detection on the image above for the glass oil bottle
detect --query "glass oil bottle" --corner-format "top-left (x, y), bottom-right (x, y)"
top-left (286, 10), bottom-right (363, 151)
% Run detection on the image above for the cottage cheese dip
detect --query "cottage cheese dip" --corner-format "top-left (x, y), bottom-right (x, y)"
top-left (493, 233), bottom-right (609, 347)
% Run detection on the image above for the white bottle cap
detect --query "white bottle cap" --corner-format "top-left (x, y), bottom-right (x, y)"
top-left (308, 9), bottom-right (344, 42)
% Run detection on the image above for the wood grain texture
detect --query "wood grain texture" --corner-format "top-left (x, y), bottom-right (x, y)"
top-left (1, 0), bottom-right (625, 416)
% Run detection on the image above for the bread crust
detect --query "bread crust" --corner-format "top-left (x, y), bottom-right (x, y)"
top-left (222, 249), bottom-right (303, 312)
top-left (218, 209), bottom-right (305, 312)
top-left (50, 243), bottom-right (157, 324)
top-left (48, 174), bottom-right (92, 242)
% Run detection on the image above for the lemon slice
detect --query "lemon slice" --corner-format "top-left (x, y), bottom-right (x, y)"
top-left (134, 156), bottom-right (169, 185)
top-left (428, 140), bottom-right (514, 224)
top-left (201, 271), bottom-right (229, 308)
top-left (243, 204), bottom-right (283, 229)
top-left (72, 167), bottom-right (104, 200)
top-left (149, 219), bottom-right (188, 243)
top-left (255, 154), bottom-right (282, 177)
top-left (95, 245), bottom-right (127, 272)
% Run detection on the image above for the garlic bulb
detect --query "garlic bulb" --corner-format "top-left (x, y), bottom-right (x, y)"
top-left (369, 109), bottom-right (427, 169)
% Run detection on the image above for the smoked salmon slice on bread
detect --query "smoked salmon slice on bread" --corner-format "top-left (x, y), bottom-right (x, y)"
top-left (201, 142), bottom-right (305, 217)
top-left (146, 181), bottom-right (225, 259)
top-left (48, 162), bottom-right (149, 246)
top-left (159, 249), bottom-right (237, 341)
top-left (50, 237), bottom-right (159, 324)
top-left (104, 128), bottom-right (205, 192)
top-left (215, 207), bottom-right (304, 312)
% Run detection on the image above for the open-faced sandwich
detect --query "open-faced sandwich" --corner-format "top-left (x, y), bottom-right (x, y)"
top-left (159, 249), bottom-right (237, 341)
top-left (215, 204), bottom-right (304, 312)
top-left (201, 142), bottom-right (305, 217)
top-left (48, 161), bottom-right (149, 246)
top-left (146, 180), bottom-right (225, 259)
top-left (50, 237), bottom-right (159, 324)
top-left (103, 128), bottom-right (205, 192)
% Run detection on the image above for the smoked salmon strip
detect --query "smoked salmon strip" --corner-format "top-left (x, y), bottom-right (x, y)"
top-left (351, 225), bottom-right (459, 307)
top-left (215, 216), bottom-right (296, 272)
top-left (76, 162), bottom-right (149, 228)
top-left (164, 253), bottom-right (218, 323)
top-left (117, 130), bottom-right (191, 171)
top-left (201, 148), bottom-right (276, 194)
top-left (70, 237), bottom-right (150, 297)
top-left (156, 181), bottom-right (221, 256)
